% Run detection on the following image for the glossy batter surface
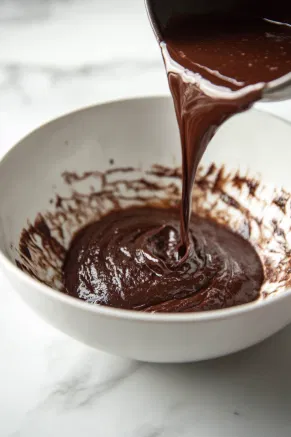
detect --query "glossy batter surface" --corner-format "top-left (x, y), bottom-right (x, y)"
top-left (63, 206), bottom-right (264, 312)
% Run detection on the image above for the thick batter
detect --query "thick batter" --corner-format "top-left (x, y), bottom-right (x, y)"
top-left (63, 206), bottom-right (263, 312)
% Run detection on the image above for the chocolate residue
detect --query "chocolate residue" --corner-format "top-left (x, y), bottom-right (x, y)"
top-left (273, 191), bottom-right (289, 213)
top-left (16, 164), bottom-right (291, 306)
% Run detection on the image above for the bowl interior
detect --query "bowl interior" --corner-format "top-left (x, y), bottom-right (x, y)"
top-left (0, 96), bottom-right (291, 305)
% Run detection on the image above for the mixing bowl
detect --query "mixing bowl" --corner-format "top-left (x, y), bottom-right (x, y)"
top-left (0, 96), bottom-right (291, 363)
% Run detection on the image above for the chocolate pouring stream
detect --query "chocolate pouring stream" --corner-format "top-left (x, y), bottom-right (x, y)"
top-left (162, 16), bottom-right (291, 243)
top-left (20, 13), bottom-right (291, 312)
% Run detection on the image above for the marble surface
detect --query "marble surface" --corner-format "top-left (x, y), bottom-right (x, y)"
top-left (1, 1), bottom-right (291, 436)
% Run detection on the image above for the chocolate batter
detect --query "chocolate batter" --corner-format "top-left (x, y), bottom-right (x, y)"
top-left (63, 14), bottom-right (291, 312)
top-left (63, 206), bottom-right (263, 312)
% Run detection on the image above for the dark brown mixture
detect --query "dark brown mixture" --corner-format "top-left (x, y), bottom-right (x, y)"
top-left (63, 206), bottom-right (263, 312)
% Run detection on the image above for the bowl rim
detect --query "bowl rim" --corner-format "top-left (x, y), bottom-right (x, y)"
top-left (1, 94), bottom-right (291, 323)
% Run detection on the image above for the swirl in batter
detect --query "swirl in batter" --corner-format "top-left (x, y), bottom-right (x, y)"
top-left (63, 207), bottom-right (263, 312)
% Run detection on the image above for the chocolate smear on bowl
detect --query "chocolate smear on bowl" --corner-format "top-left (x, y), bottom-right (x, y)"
top-left (16, 165), bottom-right (291, 312)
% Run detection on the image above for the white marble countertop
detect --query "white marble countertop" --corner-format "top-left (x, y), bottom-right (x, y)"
top-left (1, 1), bottom-right (291, 436)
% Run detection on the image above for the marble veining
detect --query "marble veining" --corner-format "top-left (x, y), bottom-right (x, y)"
top-left (42, 358), bottom-right (142, 409)
top-left (1, 1), bottom-right (291, 436)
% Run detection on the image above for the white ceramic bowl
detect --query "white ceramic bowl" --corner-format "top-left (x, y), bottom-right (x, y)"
top-left (1, 96), bottom-right (291, 363)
